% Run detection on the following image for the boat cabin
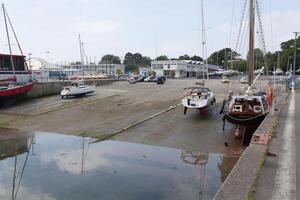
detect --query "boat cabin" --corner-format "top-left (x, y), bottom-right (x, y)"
top-left (184, 87), bottom-right (210, 96)
top-left (0, 54), bottom-right (26, 72)
top-left (228, 96), bottom-right (266, 115)
top-left (71, 80), bottom-right (85, 87)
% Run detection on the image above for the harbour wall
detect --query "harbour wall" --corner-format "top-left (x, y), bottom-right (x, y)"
top-left (23, 79), bottom-right (118, 99)
top-left (213, 90), bottom-right (288, 200)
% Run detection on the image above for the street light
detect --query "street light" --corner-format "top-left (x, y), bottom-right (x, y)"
top-left (27, 53), bottom-right (32, 69)
top-left (292, 32), bottom-right (299, 91)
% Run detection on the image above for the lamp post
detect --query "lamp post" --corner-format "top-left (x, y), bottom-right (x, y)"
top-left (27, 53), bottom-right (32, 69)
top-left (292, 32), bottom-right (299, 91)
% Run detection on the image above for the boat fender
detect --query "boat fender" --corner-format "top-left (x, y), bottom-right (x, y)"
top-left (267, 86), bottom-right (273, 106)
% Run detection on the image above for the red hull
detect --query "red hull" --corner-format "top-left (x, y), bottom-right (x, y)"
top-left (0, 82), bottom-right (34, 100)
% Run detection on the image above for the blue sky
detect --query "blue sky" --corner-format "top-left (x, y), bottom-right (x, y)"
top-left (0, 0), bottom-right (299, 63)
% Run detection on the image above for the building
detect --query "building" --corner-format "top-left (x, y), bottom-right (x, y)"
top-left (28, 58), bottom-right (62, 81)
top-left (151, 60), bottom-right (220, 78)
top-left (62, 63), bottom-right (125, 76)
top-left (139, 67), bottom-right (151, 77)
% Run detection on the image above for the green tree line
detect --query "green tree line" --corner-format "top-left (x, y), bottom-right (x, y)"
top-left (98, 36), bottom-right (299, 73)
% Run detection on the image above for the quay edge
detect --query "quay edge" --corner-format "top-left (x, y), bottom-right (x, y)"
top-left (213, 92), bottom-right (289, 200)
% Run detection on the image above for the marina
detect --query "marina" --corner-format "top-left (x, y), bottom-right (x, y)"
top-left (0, 0), bottom-right (298, 199)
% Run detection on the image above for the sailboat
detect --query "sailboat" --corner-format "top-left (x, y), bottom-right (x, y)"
top-left (221, 0), bottom-right (270, 126)
top-left (61, 34), bottom-right (95, 99)
top-left (0, 4), bottom-right (34, 104)
top-left (181, 0), bottom-right (216, 115)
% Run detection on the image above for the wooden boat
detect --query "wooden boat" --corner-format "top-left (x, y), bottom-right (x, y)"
top-left (221, 0), bottom-right (270, 127)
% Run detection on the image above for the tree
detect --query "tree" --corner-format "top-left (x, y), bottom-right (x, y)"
top-left (254, 48), bottom-right (264, 70)
top-left (116, 69), bottom-right (123, 77)
top-left (155, 55), bottom-right (169, 61)
top-left (208, 48), bottom-right (239, 69)
top-left (123, 52), bottom-right (152, 73)
top-left (100, 54), bottom-right (121, 64)
top-left (178, 54), bottom-right (191, 60)
top-left (278, 36), bottom-right (300, 72)
top-left (171, 70), bottom-right (176, 78)
top-left (190, 55), bottom-right (203, 61)
top-left (265, 51), bottom-right (277, 72)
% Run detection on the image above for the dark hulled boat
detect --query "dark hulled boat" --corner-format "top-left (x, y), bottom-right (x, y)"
top-left (222, 0), bottom-right (270, 127)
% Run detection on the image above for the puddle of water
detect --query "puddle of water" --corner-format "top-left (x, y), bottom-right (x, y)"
top-left (0, 132), bottom-right (239, 200)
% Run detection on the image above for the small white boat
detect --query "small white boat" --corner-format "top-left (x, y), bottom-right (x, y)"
top-left (182, 87), bottom-right (216, 115)
top-left (61, 81), bottom-right (95, 98)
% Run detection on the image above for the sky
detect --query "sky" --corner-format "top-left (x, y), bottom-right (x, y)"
top-left (0, 0), bottom-right (299, 63)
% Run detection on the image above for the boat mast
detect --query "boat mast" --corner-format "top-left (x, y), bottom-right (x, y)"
top-left (201, 0), bottom-right (208, 82)
top-left (248, 0), bottom-right (255, 86)
top-left (2, 4), bottom-right (16, 79)
top-left (79, 34), bottom-right (84, 76)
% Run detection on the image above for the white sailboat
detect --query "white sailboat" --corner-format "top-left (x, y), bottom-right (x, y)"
top-left (61, 80), bottom-right (95, 98)
top-left (181, 0), bottom-right (216, 115)
top-left (182, 87), bottom-right (216, 114)
top-left (61, 34), bottom-right (95, 99)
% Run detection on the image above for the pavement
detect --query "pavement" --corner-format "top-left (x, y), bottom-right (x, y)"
top-left (253, 91), bottom-right (297, 200)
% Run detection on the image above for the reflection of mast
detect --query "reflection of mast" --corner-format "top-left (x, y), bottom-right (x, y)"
top-left (11, 136), bottom-right (33, 200)
top-left (181, 151), bottom-right (208, 200)
top-left (81, 136), bottom-right (91, 174)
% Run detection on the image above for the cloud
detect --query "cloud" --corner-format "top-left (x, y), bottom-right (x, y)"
top-left (263, 10), bottom-right (300, 51)
top-left (40, 147), bottom-right (112, 175)
top-left (76, 20), bottom-right (120, 34)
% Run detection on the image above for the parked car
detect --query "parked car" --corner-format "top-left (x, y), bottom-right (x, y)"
top-left (136, 76), bottom-right (146, 82)
top-left (221, 76), bottom-right (230, 83)
top-left (240, 77), bottom-right (248, 84)
top-left (144, 76), bottom-right (156, 82)
top-left (156, 76), bottom-right (165, 84)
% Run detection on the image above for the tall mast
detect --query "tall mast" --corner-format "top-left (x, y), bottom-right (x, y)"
top-left (78, 34), bottom-right (84, 75)
top-left (200, 0), bottom-right (208, 82)
top-left (248, 0), bottom-right (255, 86)
top-left (79, 34), bottom-right (83, 65)
top-left (2, 4), bottom-right (16, 78)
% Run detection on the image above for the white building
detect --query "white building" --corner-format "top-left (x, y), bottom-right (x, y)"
top-left (63, 63), bottom-right (125, 76)
top-left (27, 58), bottom-right (62, 81)
top-left (151, 60), bottom-right (220, 78)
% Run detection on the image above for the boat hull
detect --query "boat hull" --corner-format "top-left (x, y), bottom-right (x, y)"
top-left (61, 85), bottom-right (95, 97)
top-left (223, 112), bottom-right (267, 127)
top-left (0, 82), bottom-right (34, 102)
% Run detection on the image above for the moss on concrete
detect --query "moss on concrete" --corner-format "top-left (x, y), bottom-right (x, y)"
top-left (247, 153), bottom-right (267, 200)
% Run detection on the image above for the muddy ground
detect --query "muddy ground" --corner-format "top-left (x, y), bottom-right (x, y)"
top-left (0, 78), bottom-right (275, 154)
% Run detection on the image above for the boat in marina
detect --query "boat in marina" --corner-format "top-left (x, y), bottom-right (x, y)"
top-left (181, 0), bottom-right (216, 115)
top-left (221, 0), bottom-right (270, 127)
top-left (0, 5), bottom-right (34, 104)
top-left (61, 80), bottom-right (95, 98)
top-left (182, 87), bottom-right (215, 114)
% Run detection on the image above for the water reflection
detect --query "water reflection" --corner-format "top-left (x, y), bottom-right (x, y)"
top-left (181, 151), bottom-right (208, 200)
top-left (0, 132), bottom-right (239, 200)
